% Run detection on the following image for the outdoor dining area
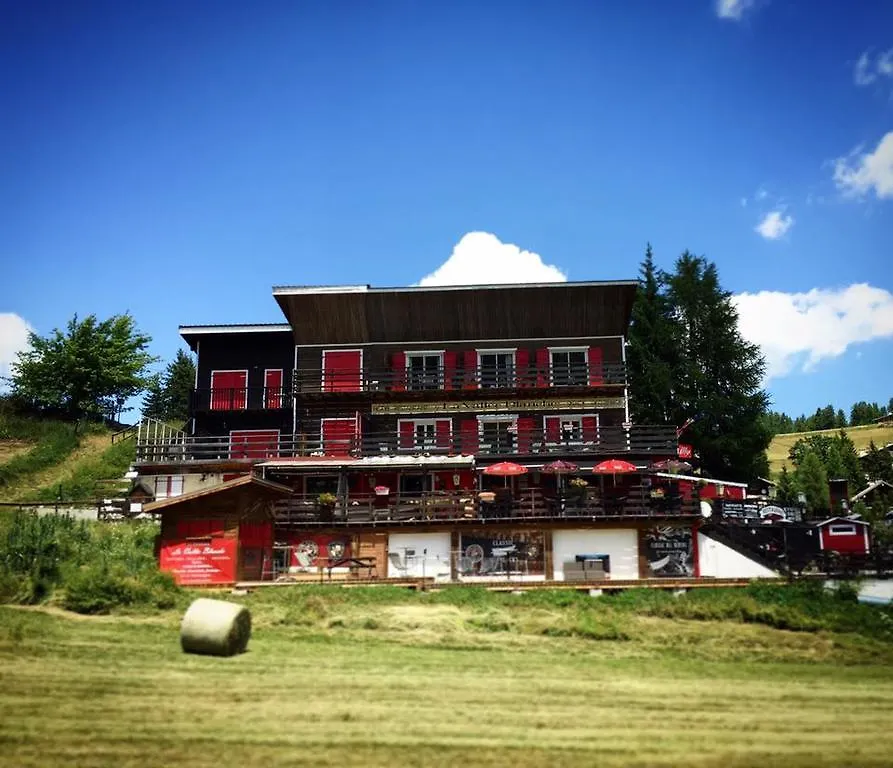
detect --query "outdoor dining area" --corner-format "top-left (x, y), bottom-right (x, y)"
top-left (265, 456), bottom-right (701, 525)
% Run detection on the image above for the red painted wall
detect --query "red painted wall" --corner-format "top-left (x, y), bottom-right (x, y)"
top-left (818, 524), bottom-right (870, 554)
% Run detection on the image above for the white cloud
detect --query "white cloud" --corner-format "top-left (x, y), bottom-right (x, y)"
top-left (854, 47), bottom-right (893, 86)
top-left (733, 284), bottom-right (893, 379)
top-left (755, 210), bottom-right (794, 239)
top-left (0, 313), bottom-right (32, 385)
top-left (417, 232), bottom-right (567, 286)
top-left (833, 130), bottom-right (893, 200)
top-left (755, 187), bottom-right (768, 200)
top-left (716, 0), bottom-right (757, 21)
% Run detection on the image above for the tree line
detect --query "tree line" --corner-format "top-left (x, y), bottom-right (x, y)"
top-left (763, 398), bottom-right (893, 437)
top-left (3, 314), bottom-right (193, 425)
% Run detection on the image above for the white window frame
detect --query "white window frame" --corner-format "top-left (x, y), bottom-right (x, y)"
top-left (321, 349), bottom-right (364, 391)
top-left (209, 369), bottom-right (249, 410)
top-left (405, 350), bottom-right (445, 391)
top-left (828, 524), bottom-right (857, 536)
top-left (543, 413), bottom-right (600, 445)
top-left (548, 346), bottom-right (588, 386)
top-left (153, 474), bottom-right (184, 499)
top-left (477, 414), bottom-right (518, 455)
top-left (396, 418), bottom-right (452, 452)
top-left (476, 348), bottom-right (517, 388)
top-left (264, 368), bottom-right (284, 409)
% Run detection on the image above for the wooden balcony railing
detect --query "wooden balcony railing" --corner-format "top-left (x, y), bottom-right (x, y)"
top-left (271, 487), bottom-right (700, 526)
top-left (134, 424), bottom-right (678, 463)
top-left (293, 362), bottom-right (627, 394)
top-left (190, 386), bottom-right (291, 412)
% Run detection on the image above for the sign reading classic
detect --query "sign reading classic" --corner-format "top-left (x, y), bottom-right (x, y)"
top-left (372, 396), bottom-right (626, 416)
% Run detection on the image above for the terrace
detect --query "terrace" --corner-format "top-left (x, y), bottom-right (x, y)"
top-left (269, 485), bottom-right (701, 527)
top-left (134, 423), bottom-right (679, 464)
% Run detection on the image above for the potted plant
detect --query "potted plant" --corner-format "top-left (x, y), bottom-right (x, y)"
top-left (568, 477), bottom-right (589, 507)
top-left (317, 492), bottom-right (338, 521)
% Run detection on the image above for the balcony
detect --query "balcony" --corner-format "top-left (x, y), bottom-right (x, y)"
top-left (270, 487), bottom-right (701, 527)
top-left (294, 362), bottom-right (627, 394)
top-left (134, 424), bottom-right (677, 464)
top-left (190, 386), bottom-right (291, 412)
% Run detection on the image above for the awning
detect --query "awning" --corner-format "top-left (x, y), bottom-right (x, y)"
top-left (350, 454), bottom-right (475, 470)
top-left (651, 472), bottom-right (748, 487)
top-left (144, 475), bottom-right (293, 513)
top-left (257, 457), bottom-right (353, 470)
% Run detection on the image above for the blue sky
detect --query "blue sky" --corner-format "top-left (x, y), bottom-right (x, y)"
top-left (1, 0), bottom-right (891, 418)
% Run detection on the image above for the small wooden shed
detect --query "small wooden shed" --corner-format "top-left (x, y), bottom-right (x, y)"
top-left (814, 517), bottom-right (870, 555)
top-left (145, 475), bottom-right (293, 585)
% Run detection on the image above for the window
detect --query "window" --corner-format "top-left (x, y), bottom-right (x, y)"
top-left (550, 349), bottom-right (587, 386)
top-left (478, 351), bottom-right (515, 388)
top-left (398, 419), bottom-right (451, 451)
top-left (544, 415), bottom-right (599, 446)
top-left (828, 524), bottom-right (857, 536)
top-left (399, 474), bottom-right (430, 495)
top-left (479, 418), bottom-right (516, 455)
top-left (210, 370), bottom-right (248, 410)
top-left (406, 352), bottom-right (443, 390)
top-left (153, 475), bottom-right (184, 499)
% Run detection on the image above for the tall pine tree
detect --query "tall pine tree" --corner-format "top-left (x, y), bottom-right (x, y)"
top-left (141, 350), bottom-right (195, 423)
top-left (626, 244), bottom-right (678, 424)
top-left (627, 248), bottom-right (771, 481)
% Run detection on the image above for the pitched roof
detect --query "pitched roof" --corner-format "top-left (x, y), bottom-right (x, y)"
top-left (143, 474), bottom-right (292, 512)
top-left (851, 479), bottom-right (893, 503)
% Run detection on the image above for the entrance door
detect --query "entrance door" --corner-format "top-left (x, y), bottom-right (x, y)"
top-left (210, 371), bottom-right (248, 410)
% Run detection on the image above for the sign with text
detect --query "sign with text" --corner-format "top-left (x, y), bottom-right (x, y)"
top-left (459, 530), bottom-right (545, 576)
top-left (641, 526), bottom-right (695, 578)
top-left (372, 396), bottom-right (626, 416)
top-left (160, 538), bottom-right (237, 585)
top-left (677, 443), bottom-right (693, 459)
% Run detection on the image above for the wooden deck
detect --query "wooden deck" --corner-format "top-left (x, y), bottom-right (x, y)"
top-left (234, 576), bottom-right (770, 592)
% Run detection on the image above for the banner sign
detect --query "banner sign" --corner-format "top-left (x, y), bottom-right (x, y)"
top-left (642, 526), bottom-right (695, 578)
top-left (677, 443), bottom-right (693, 459)
top-left (160, 538), bottom-right (237, 585)
top-left (372, 396), bottom-right (626, 416)
top-left (458, 530), bottom-right (545, 576)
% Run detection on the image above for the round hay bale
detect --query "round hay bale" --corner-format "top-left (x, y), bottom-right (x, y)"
top-left (180, 598), bottom-right (251, 657)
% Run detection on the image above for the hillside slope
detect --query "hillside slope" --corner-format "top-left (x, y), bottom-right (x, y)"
top-left (0, 417), bottom-right (135, 503)
top-left (767, 423), bottom-right (893, 475)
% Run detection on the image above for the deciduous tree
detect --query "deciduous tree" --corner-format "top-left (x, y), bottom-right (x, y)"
top-left (10, 314), bottom-right (155, 422)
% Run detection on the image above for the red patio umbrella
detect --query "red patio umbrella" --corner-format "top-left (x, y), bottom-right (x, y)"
top-left (483, 461), bottom-right (528, 487)
top-left (593, 459), bottom-right (637, 474)
top-left (593, 458), bottom-right (637, 488)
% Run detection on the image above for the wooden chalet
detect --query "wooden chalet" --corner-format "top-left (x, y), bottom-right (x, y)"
top-left (133, 280), bottom-right (753, 586)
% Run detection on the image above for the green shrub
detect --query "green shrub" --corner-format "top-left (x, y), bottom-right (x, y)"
top-left (62, 563), bottom-right (178, 615)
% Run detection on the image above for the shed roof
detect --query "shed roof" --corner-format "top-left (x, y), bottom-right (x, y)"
top-left (851, 479), bottom-right (893, 503)
top-left (814, 516), bottom-right (871, 528)
top-left (144, 475), bottom-right (293, 513)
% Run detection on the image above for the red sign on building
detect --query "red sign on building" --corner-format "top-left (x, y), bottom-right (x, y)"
top-left (160, 538), bottom-right (237, 585)
top-left (677, 443), bottom-right (693, 460)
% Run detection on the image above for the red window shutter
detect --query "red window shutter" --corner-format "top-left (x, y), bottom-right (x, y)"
top-left (516, 417), bottom-right (534, 454)
top-left (460, 419), bottom-right (479, 454)
top-left (535, 348), bottom-right (550, 387)
top-left (211, 371), bottom-right (247, 410)
top-left (515, 348), bottom-right (529, 388)
top-left (435, 419), bottom-right (452, 450)
top-left (544, 416), bottom-right (560, 443)
top-left (398, 421), bottom-right (415, 450)
top-left (322, 419), bottom-right (356, 456)
top-left (323, 351), bottom-right (361, 392)
top-left (582, 416), bottom-right (598, 442)
top-left (463, 350), bottom-right (478, 390)
top-left (443, 351), bottom-right (457, 391)
top-left (391, 352), bottom-right (406, 391)
top-left (265, 369), bottom-right (283, 408)
top-left (588, 347), bottom-right (604, 385)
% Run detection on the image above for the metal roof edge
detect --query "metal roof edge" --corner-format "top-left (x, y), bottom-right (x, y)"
top-left (271, 280), bottom-right (637, 296)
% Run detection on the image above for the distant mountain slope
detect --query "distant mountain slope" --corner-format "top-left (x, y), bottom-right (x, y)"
top-left (767, 424), bottom-right (893, 475)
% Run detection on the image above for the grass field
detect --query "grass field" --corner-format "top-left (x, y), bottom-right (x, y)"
top-left (767, 423), bottom-right (893, 474)
top-left (2, 587), bottom-right (893, 768)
